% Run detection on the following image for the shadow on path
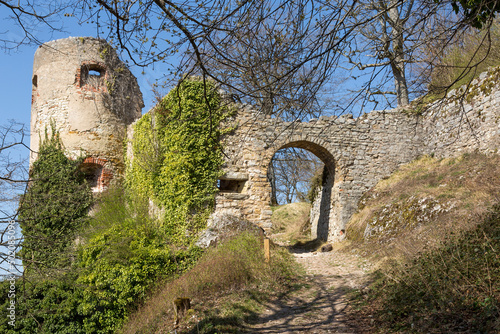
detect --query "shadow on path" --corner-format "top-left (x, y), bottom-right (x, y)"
top-left (242, 275), bottom-right (355, 333)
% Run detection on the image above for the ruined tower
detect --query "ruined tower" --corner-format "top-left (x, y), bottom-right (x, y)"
top-left (30, 37), bottom-right (144, 191)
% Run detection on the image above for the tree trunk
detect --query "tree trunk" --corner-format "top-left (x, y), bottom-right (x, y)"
top-left (388, 0), bottom-right (410, 107)
top-left (267, 162), bottom-right (278, 205)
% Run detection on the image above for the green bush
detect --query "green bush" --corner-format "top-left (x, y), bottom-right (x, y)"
top-left (75, 187), bottom-right (202, 333)
top-left (2, 80), bottom-right (232, 333)
top-left (18, 128), bottom-right (92, 273)
top-left (3, 80), bottom-right (233, 333)
top-left (0, 187), bottom-right (203, 334)
top-left (0, 273), bottom-right (86, 334)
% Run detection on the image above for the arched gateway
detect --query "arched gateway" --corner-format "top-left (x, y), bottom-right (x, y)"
top-left (214, 97), bottom-right (500, 240)
top-left (30, 38), bottom-right (500, 242)
top-left (214, 107), bottom-right (425, 241)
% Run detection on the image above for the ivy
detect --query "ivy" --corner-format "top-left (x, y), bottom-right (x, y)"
top-left (18, 128), bottom-right (92, 273)
top-left (127, 79), bottom-right (233, 244)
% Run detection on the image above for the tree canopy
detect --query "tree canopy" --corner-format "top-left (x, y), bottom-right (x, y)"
top-left (2, 1), bottom-right (500, 113)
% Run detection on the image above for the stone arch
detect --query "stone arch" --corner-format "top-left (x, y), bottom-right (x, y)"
top-left (79, 157), bottom-right (113, 193)
top-left (265, 139), bottom-right (336, 241)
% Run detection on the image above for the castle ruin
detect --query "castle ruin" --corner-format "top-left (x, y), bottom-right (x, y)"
top-left (30, 37), bottom-right (500, 241)
top-left (30, 37), bottom-right (143, 192)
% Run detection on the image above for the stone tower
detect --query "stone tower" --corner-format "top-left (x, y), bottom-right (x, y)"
top-left (30, 37), bottom-right (144, 191)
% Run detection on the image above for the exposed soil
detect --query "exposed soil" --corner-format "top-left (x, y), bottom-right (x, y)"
top-left (244, 245), bottom-right (373, 333)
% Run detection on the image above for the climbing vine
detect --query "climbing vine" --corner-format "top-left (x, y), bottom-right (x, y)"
top-left (18, 128), bottom-right (92, 273)
top-left (127, 79), bottom-right (233, 244)
top-left (0, 79), bottom-right (232, 334)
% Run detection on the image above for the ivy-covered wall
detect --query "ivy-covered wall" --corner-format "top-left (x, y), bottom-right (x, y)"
top-left (1, 79), bottom-right (232, 334)
top-left (126, 79), bottom-right (233, 245)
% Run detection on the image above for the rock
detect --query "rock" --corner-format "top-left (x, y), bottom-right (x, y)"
top-left (196, 211), bottom-right (264, 248)
top-left (320, 244), bottom-right (333, 252)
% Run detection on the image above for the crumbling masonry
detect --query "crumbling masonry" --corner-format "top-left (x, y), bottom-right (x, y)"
top-left (31, 37), bottom-right (500, 241)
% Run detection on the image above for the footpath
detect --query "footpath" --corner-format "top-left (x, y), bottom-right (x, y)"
top-left (246, 247), bottom-right (372, 333)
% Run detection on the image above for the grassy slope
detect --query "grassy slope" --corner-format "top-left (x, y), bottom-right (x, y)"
top-left (123, 153), bottom-right (500, 333)
top-left (345, 153), bottom-right (500, 333)
top-left (270, 202), bottom-right (312, 245)
top-left (121, 231), bottom-right (303, 334)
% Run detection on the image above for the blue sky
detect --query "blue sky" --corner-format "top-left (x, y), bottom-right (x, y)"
top-left (0, 9), bottom-right (164, 138)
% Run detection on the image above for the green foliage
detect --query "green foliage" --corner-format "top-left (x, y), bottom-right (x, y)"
top-left (5, 80), bottom-right (231, 333)
top-left (75, 188), bottom-right (202, 333)
top-left (18, 128), bottom-right (92, 272)
top-left (122, 231), bottom-right (302, 334)
top-left (0, 273), bottom-right (87, 334)
top-left (373, 205), bottom-right (500, 332)
top-left (127, 79), bottom-right (232, 244)
top-left (0, 187), bottom-right (203, 334)
top-left (450, 0), bottom-right (500, 28)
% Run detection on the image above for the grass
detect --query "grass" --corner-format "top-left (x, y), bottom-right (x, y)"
top-left (344, 153), bottom-right (500, 333)
top-left (351, 205), bottom-right (500, 333)
top-left (120, 230), bottom-right (302, 334)
top-left (270, 202), bottom-right (312, 245)
top-left (347, 153), bottom-right (500, 264)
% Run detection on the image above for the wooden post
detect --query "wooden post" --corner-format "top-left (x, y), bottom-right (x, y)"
top-left (264, 238), bottom-right (270, 263)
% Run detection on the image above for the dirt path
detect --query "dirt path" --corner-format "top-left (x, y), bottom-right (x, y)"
top-left (245, 247), bottom-right (372, 333)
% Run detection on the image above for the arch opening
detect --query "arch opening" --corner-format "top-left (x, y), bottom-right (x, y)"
top-left (267, 141), bottom-right (335, 242)
top-left (80, 63), bottom-right (106, 90)
top-left (80, 162), bottom-right (104, 192)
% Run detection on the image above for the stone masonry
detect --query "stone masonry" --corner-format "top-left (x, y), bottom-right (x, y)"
top-left (31, 37), bottom-right (500, 241)
top-left (214, 75), bottom-right (499, 241)
top-left (30, 37), bottom-right (143, 191)
top-left (215, 107), bottom-right (425, 241)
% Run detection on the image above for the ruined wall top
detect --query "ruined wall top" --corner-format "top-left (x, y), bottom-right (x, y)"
top-left (30, 37), bottom-right (144, 189)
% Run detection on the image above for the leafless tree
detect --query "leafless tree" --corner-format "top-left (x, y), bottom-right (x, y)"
top-left (341, 0), bottom-right (457, 108)
top-left (70, 0), bottom-right (366, 119)
top-left (0, 121), bottom-right (28, 278)
top-left (1, 0), bottom-right (495, 116)
top-left (269, 148), bottom-right (323, 205)
top-left (80, 0), bottom-right (493, 114)
top-left (0, 0), bottom-right (71, 50)
top-left (2, 0), bottom-right (500, 115)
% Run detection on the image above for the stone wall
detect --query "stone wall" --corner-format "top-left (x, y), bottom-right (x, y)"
top-left (421, 71), bottom-right (500, 158)
top-left (30, 37), bottom-right (500, 241)
top-left (214, 70), bottom-right (500, 241)
top-left (30, 37), bottom-right (143, 188)
top-left (215, 106), bottom-right (427, 240)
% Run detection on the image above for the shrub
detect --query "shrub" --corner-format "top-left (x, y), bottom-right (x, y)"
top-left (18, 128), bottom-right (92, 273)
top-left (368, 205), bottom-right (500, 332)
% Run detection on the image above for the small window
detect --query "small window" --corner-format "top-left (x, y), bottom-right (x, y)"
top-left (218, 179), bottom-right (246, 193)
top-left (31, 75), bottom-right (38, 104)
top-left (80, 163), bottom-right (103, 193)
top-left (80, 64), bottom-right (105, 89)
top-left (218, 173), bottom-right (248, 194)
